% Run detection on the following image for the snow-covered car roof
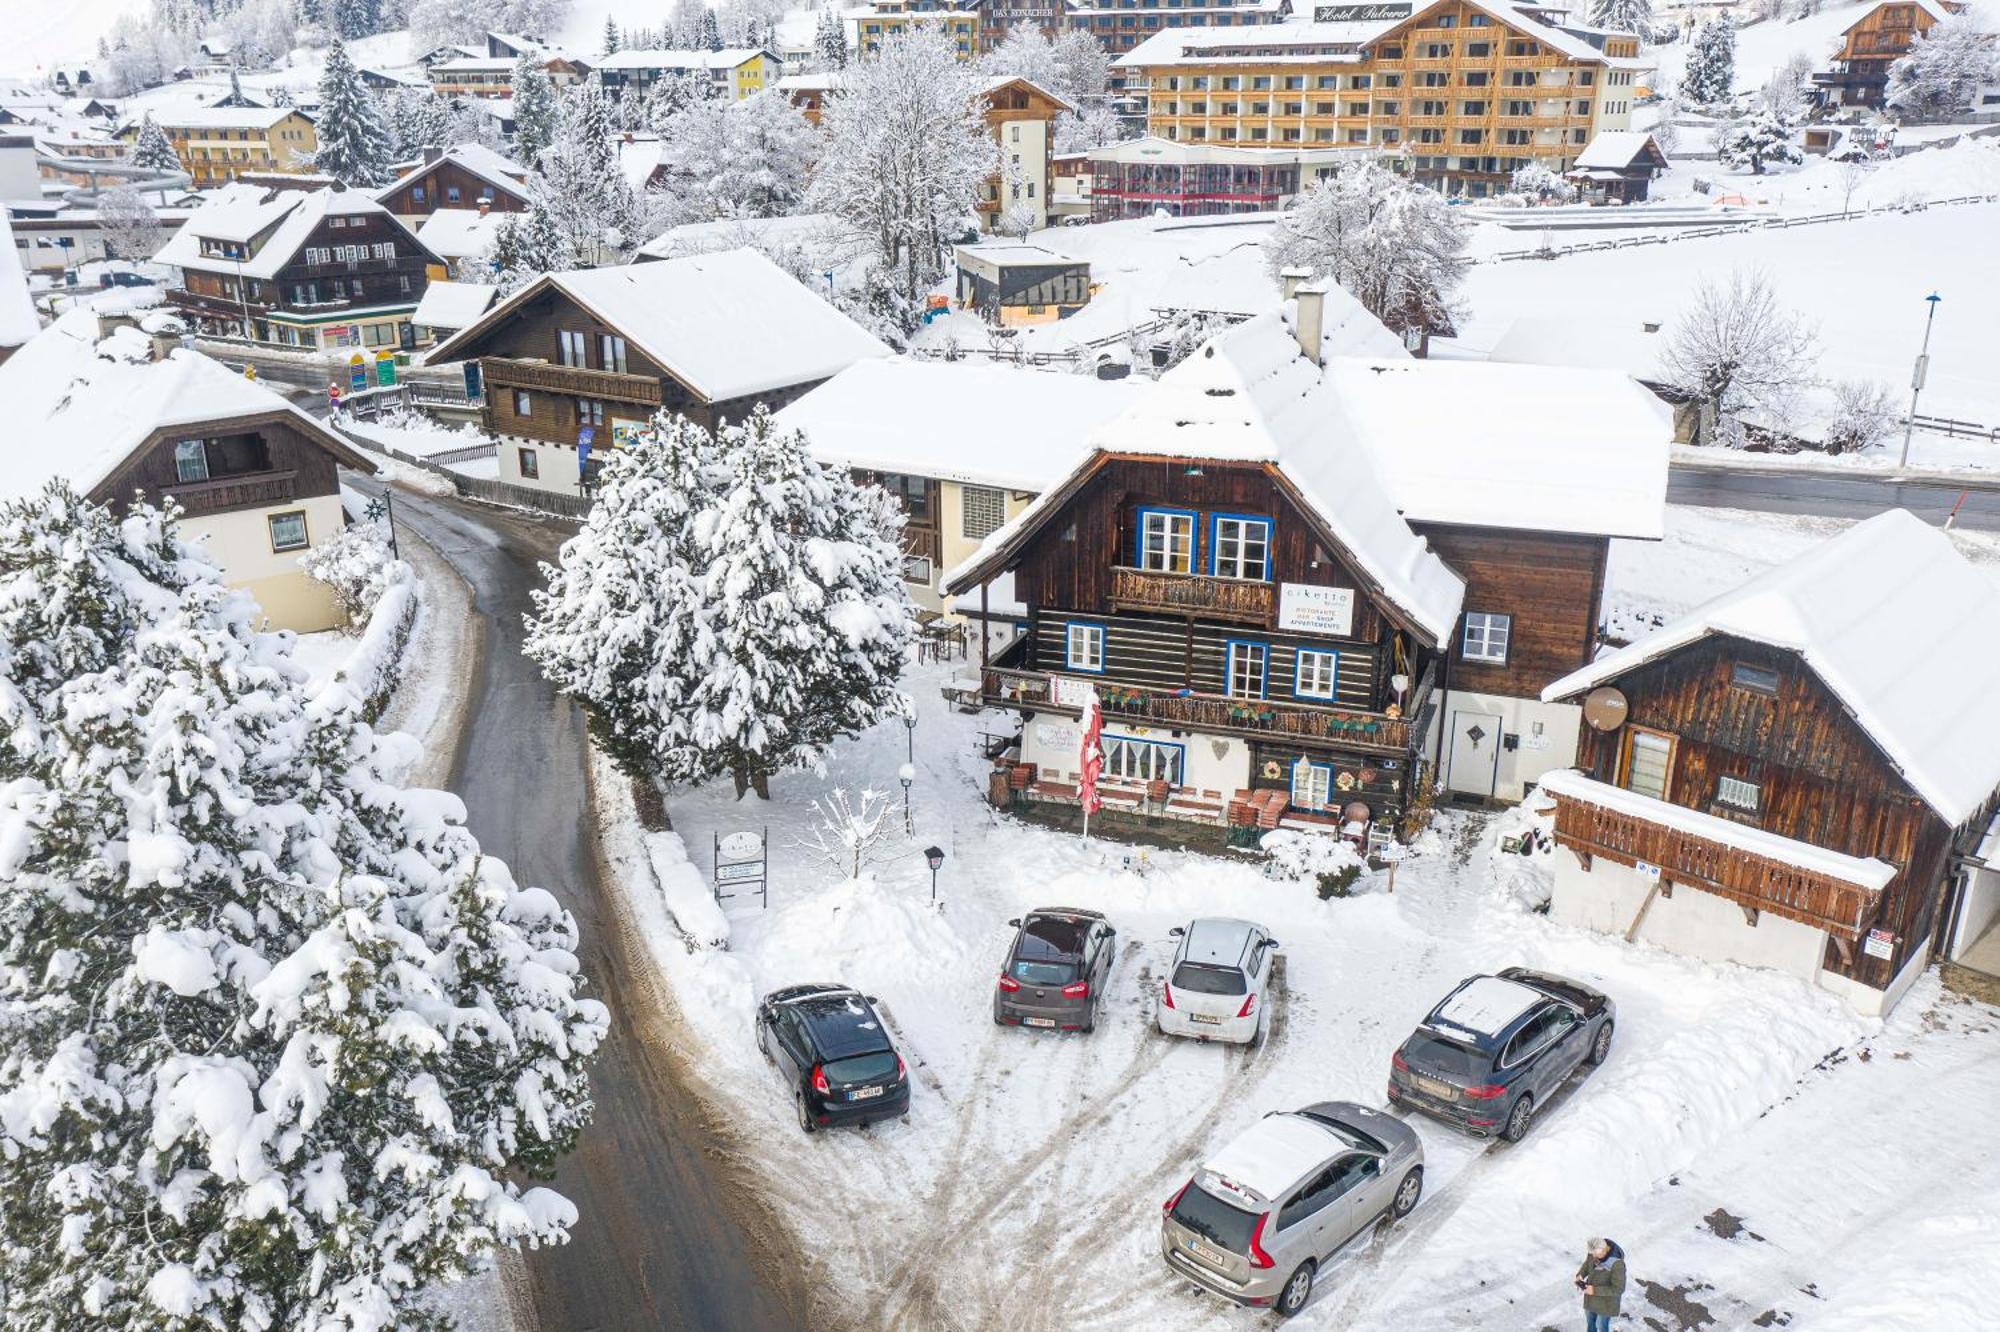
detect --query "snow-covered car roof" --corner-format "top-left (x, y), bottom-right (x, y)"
top-left (1182, 918), bottom-right (1264, 970)
top-left (1425, 976), bottom-right (1544, 1041)
top-left (1199, 1111), bottom-right (1351, 1205)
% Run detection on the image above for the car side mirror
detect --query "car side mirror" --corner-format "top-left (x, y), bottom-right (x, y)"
top-left (1168, 926), bottom-right (1186, 937)
top-left (1007, 917), bottom-right (1021, 928)
top-left (1265, 939), bottom-right (1281, 951)
top-left (865, 995), bottom-right (879, 1004)
top-left (1104, 927), bottom-right (1117, 938)
top-left (1363, 1157), bottom-right (1381, 1176)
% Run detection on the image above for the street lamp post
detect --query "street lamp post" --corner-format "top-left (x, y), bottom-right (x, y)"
top-left (924, 845), bottom-right (945, 904)
top-left (1898, 291), bottom-right (1942, 469)
top-left (901, 714), bottom-right (917, 836)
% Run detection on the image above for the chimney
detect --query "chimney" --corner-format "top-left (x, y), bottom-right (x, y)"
top-left (422, 144), bottom-right (443, 164)
top-left (1293, 280), bottom-right (1327, 367)
top-left (1279, 265), bottom-right (1311, 302)
top-left (94, 311), bottom-right (137, 342)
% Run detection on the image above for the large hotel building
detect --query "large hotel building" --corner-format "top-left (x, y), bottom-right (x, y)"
top-left (1115, 0), bottom-right (1646, 194)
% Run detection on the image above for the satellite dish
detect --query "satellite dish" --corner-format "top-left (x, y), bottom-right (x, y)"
top-left (1582, 687), bottom-right (1629, 732)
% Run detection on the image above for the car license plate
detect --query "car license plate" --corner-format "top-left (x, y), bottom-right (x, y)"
top-left (1414, 1075), bottom-right (1457, 1100)
top-left (849, 1085), bottom-right (884, 1101)
top-left (1190, 1014), bottom-right (1222, 1026)
top-left (1184, 1238), bottom-right (1228, 1267)
top-left (1025, 1016), bottom-right (1056, 1028)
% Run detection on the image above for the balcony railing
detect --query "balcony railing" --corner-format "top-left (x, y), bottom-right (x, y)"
top-left (481, 357), bottom-right (664, 405)
top-left (1109, 566), bottom-right (1275, 624)
top-left (162, 469), bottom-right (298, 516)
top-left (981, 666), bottom-right (1414, 753)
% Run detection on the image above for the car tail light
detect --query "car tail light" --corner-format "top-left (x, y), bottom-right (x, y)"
top-left (1463, 1083), bottom-right (1506, 1100)
top-left (997, 974), bottom-right (1021, 992)
top-left (1391, 1050), bottom-right (1409, 1073)
top-left (811, 1064), bottom-right (829, 1096)
top-left (894, 1055), bottom-right (907, 1081)
top-left (1163, 1180), bottom-right (1189, 1215)
top-left (1236, 993), bottom-right (1256, 1019)
top-left (1247, 1213), bottom-right (1276, 1270)
top-left (1161, 983), bottom-right (1176, 1010)
top-left (1062, 980), bottom-right (1090, 999)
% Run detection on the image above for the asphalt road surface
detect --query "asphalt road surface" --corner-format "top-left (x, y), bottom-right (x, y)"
top-left (359, 479), bottom-right (811, 1332)
top-left (1668, 463), bottom-right (2000, 531)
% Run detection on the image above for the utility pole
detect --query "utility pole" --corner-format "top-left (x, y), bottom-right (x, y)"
top-left (1898, 291), bottom-right (1942, 469)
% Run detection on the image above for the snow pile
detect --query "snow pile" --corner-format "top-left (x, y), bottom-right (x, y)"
top-left (337, 407), bottom-right (495, 463)
top-left (645, 831), bottom-right (731, 950)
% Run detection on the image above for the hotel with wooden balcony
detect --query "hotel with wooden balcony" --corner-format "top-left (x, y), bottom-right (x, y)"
top-left (423, 248), bottom-right (890, 497)
top-left (1536, 510), bottom-right (2000, 1017)
top-left (1115, 0), bottom-right (1646, 195)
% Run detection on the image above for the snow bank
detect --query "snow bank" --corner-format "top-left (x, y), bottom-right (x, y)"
top-left (310, 556), bottom-right (418, 724)
top-left (644, 831), bottom-right (731, 950)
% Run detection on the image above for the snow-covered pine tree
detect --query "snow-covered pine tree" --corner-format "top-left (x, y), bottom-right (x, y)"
top-left (326, 0), bottom-right (382, 40)
top-left (808, 25), bottom-right (997, 322)
top-left (512, 53), bottom-right (561, 164)
top-left (698, 7), bottom-right (723, 51)
top-left (653, 90), bottom-right (819, 224)
top-left (525, 409), bottom-right (915, 798)
top-left (603, 13), bottom-right (621, 55)
top-left (489, 202), bottom-right (577, 291)
top-left (224, 63), bottom-right (246, 105)
top-left (1586, 0), bottom-right (1653, 39)
top-left (1680, 16), bottom-right (1737, 104)
top-left (131, 112), bottom-right (179, 170)
top-left (1886, 14), bottom-right (1999, 122)
top-left (532, 77), bottom-right (645, 261)
top-left (0, 486), bottom-right (606, 1329)
top-left (1265, 159), bottom-right (1468, 340)
top-left (313, 37), bottom-right (395, 186)
top-left (815, 6), bottom-right (849, 69)
top-left (1716, 105), bottom-right (1801, 174)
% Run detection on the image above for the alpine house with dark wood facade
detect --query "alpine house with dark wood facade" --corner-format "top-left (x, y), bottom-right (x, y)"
top-left (1536, 509), bottom-right (2000, 1016)
top-left (425, 248), bottom-right (890, 496)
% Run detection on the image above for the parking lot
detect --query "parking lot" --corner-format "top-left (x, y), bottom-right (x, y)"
top-left (613, 661), bottom-right (1998, 1332)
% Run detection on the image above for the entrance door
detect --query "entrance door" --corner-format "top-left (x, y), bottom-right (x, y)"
top-left (1446, 708), bottom-right (1503, 799)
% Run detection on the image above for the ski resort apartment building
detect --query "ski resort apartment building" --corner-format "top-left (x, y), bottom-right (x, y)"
top-left (375, 144), bottom-right (531, 221)
top-left (1069, 0), bottom-right (1294, 56)
top-left (1536, 510), bottom-right (2000, 1017)
top-left (156, 181), bottom-right (445, 353)
top-left (427, 248), bottom-right (889, 497)
top-left (1116, 0), bottom-right (1645, 194)
top-left (0, 307), bottom-right (374, 632)
top-left (940, 280), bottom-right (1669, 843)
top-left (592, 49), bottom-right (783, 101)
top-left (115, 107), bottom-right (318, 187)
top-left (1810, 0), bottom-right (1968, 109)
top-left (855, 0), bottom-right (984, 58)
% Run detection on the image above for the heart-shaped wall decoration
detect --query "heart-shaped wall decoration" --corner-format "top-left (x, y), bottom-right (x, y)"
top-left (1210, 739), bottom-right (1230, 761)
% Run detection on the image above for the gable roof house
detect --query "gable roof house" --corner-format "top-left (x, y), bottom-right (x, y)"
top-left (376, 143), bottom-right (530, 220)
top-left (154, 182), bottom-right (446, 353)
top-left (425, 248), bottom-right (891, 496)
top-left (1565, 130), bottom-right (1670, 203)
top-left (940, 276), bottom-right (1670, 840)
top-left (1537, 509), bottom-right (2000, 1015)
top-left (0, 307), bottom-right (376, 632)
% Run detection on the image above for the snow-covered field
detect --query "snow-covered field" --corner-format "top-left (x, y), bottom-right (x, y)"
top-left (601, 508), bottom-right (2000, 1329)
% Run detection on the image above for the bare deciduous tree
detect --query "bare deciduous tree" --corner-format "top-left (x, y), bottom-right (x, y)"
top-left (1663, 270), bottom-right (1819, 446)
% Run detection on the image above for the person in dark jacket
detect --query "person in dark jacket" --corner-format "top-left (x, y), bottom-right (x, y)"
top-left (1574, 1237), bottom-right (1626, 1331)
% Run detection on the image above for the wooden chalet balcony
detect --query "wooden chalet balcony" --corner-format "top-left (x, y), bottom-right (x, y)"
top-left (1548, 786), bottom-right (1882, 951)
top-left (1110, 565), bottom-right (1274, 625)
top-left (481, 357), bottom-right (663, 406)
top-left (981, 666), bottom-right (1417, 753)
top-left (163, 469), bottom-right (298, 516)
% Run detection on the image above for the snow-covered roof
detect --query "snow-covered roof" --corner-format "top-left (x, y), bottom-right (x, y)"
top-left (1325, 358), bottom-right (1672, 540)
top-left (1571, 130), bottom-right (1667, 170)
top-left (1427, 975), bottom-right (1544, 1039)
top-left (414, 206), bottom-right (507, 260)
top-left (1199, 1111), bottom-right (1347, 1204)
top-left (978, 74), bottom-right (1075, 111)
top-left (773, 360), bottom-right (1149, 492)
top-left (412, 280), bottom-right (497, 331)
top-left (376, 143), bottom-right (529, 205)
top-left (956, 241), bottom-right (1082, 268)
top-left (1543, 510), bottom-right (2000, 828)
top-left (1116, 20), bottom-right (1399, 67)
top-left (0, 213), bottom-right (36, 349)
top-left (635, 211), bottom-right (850, 261)
top-left (1537, 768), bottom-right (1898, 892)
top-left (154, 185), bottom-right (424, 281)
top-left (1485, 313), bottom-right (1672, 385)
top-left (430, 249), bottom-right (892, 405)
top-left (138, 105), bottom-right (299, 130)
top-left (593, 47), bottom-right (772, 71)
top-left (0, 308), bottom-right (370, 504)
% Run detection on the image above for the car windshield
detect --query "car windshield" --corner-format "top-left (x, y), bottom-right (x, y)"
top-left (1009, 958), bottom-right (1078, 986)
top-left (1171, 1183), bottom-right (1259, 1254)
top-left (1172, 961), bottom-right (1247, 995)
top-left (823, 1051), bottom-right (898, 1085)
top-left (1404, 1032), bottom-right (1488, 1081)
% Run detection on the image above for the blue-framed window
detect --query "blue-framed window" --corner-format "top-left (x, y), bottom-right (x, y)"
top-left (1210, 513), bottom-right (1272, 581)
top-left (1065, 620), bottom-right (1106, 674)
top-left (1291, 758), bottom-right (1333, 810)
top-left (1225, 639), bottom-right (1267, 698)
top-left (1294, 647), bottom-right (1340, 700)
top-left (1135, 506), bottom-right (1197, 573)
top-left (1102, 733), bottom-right (1184, 785)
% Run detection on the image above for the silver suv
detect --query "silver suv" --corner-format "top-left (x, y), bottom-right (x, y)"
top-left (1160, 1102), bottom-right (1423, 1317)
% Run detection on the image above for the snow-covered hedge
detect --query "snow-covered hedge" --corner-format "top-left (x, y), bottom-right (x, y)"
top-left (301, 518), bottom-right (398, 624)
top-left (645, 830), bottom-right (732, 950)
top-left (309, 551), bottom-right (418, 723)
top-left (1261, 829), bottom-right (1369, 898)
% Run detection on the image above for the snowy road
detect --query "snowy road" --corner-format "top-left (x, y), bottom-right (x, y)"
top-left (355, 479), bottom-right (811, 1332)
top-left (1668, 461), bottom-right (2000, 531)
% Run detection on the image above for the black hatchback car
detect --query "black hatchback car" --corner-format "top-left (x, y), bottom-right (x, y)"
top-left (1387, 967), bottom-right (1614, 1142)
top-left (756, 984), bottom-right (910, 1134)
top-left (993, 907), bottom-right (1117, 1032)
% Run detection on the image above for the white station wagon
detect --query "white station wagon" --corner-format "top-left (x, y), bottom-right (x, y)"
top-left (1158, 918), bottom-right (1279, 1045)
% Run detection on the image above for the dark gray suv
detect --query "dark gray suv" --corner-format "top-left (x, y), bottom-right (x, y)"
top-left (1387, 967), bottom-right (1615, 1141)
top-left (993, 907), bottom-right (1116, 1032)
